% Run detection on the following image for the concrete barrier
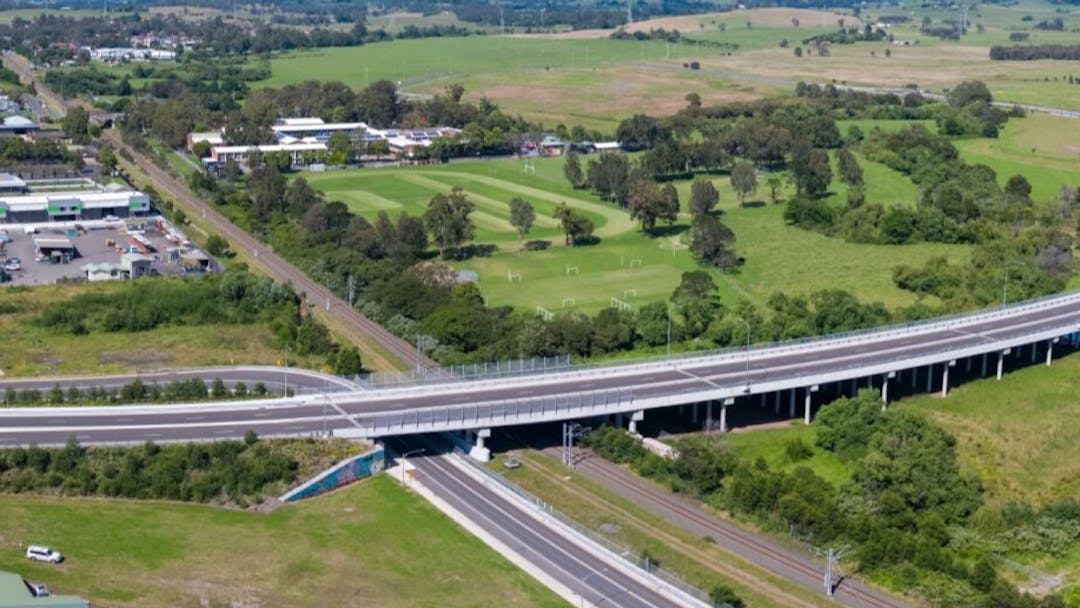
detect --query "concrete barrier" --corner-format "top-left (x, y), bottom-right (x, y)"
top-left (279, 445), bottom-right (385, 503)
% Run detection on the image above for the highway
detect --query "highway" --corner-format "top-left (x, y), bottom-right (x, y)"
top-left (0, 366), bottom-right (357, 395)
top-left (0, 289), bottom-right (1079, 446)
top-left (400, 444), bottom-right (700, 608)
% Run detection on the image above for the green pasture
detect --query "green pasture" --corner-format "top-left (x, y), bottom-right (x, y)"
top-left (306, 151), bottom-right (966, 314)
top-left (721, 425), bottom-right (851, 487)
top-left (0, 475), bottom-right (563, 608)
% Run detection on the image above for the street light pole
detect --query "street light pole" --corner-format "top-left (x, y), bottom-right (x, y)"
top-left (282, 344), bottom-right (291, 396)
top-left (736, 318), bottom-right (751, 391)
top-left (400, 448), bottom-right (426, 486)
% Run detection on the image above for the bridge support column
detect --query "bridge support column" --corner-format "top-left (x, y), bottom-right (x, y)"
top-left (1047, 338), bottom-right (1058, 366)
top-left (789, 388), bottom-right (796, 418)
top-left (881, 371), bottom-right (896, 409)
top-left (850, 378), bottom-right (857, 395)
top-left (705, 401), bottom-right (713, 431)
top-left (691, 403), bottom-right (699, 424)
top-left (966, 356), bottom-right (972, 373)
top-left (1031, 342), bottom-right (1038, 363)
top-left (720, 398), bottom-right (734, 433)
top-left (760, 393), bottom-right (766, 408)
top-left (982, 353), bottom-right (988, 377)
top-left (469, 428), bottom-right (492, 462)
top-left (803, 385), bottom-right (819, 425)
top-left (774, 391), bottom-right (781, 415)
top-left (911, 366), bottom-right (918, 389)
top-left (926, 365), bottom-right (933, 393)
top-left (628, 410), bottom-right (644, 435)
top-left (997, 349), bottom-right (1008, 380)
top-left (941, 361), bottom-right (955, 397)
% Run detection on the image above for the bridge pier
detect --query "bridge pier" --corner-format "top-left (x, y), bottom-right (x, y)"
top-left (691, 403), bottom-right (699, 424)
top-left (926, 364), bottom-right (933, 393)
top-left (911, 366), bottom-right (918, 389)
top-left (881, 371), bottom-right (895, 408)
top-left (720, 398), bottom-right (733, 433)
top-left (1047, 338), bottom-right (1057, 366)
top-left (789, 388), bottom-right (796, 419)
top-left (705, 401), bottom-right (713, 431)
top-left (941, 360), bottom-right (955, 397)
top-left (1031, 342), bottom-right (1038, 363)
top-left (774, 391), bottom-right (781, 415)
top-left (850, 378), bottom-right (857, 396)
top-left (982, 353), bottom-right (988, 377)
top-left (966, 356), bottom-right (972, 374)
top-left (760, 393), bottom-right (766, 409)
top-left (628, 410), bottom-right (644, 435)
top-left (470, 428), bottom-right (491, 462)
top-left (997, 349), bottom-right (1008, 380)
top-left (803, 385), bottom-right (819, 425)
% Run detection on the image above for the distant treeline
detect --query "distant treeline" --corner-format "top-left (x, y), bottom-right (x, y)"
top-left (990, 44), bottom-right (1080, 60)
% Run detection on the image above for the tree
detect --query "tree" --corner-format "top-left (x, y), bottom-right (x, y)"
top-left (629, 179), bottom-right (678, 233)
top-left (97, 143), bottom-right (118, 176)
top-left (794, 46), bottom-right (803, 57)
top-left (334, 346), bottom-right (363, 376)
top-left (691, 214), bottom-right (738, 270)
top-left (837, 147), bottom-right (863, 186)
top-left (63, 106), bottom-right (90, 145)
top-left (285, 177), bottom-right (320, 216)
top-left (211, 378), bottom-right (228, 398)
top-left (554, 203), bottom-right (594, 246)
top-left (563, 148), bottom-right (584, 188)
top-left (673, 271), bottom-right (721, 338)
top-left (327, 131), bottom-right (353, 165)
top-left (615, 114), bottom-right (668, 151)
top-left (508, 197), bottom-right (535, 244)
top-left (709, 584), bottom-right (745, 608)
top-left (586, 153), bottom-right (631, 205)
top-left (423, 188), bottom-right (476, 256)
top-left (1004, 174), bottom-right (1032, 205)
top-left (205, 234), bottom-right (230, 257)
top-left (689, 178), bottom-right (719, 217)
top-left (730, 162), bottom-right (758, 207)
top-left (789, 141), bottom-right (832, 198)
top-left (948, 80), bottom-right (992, 108)
top-left (766, 177), bottom-right (782, 204)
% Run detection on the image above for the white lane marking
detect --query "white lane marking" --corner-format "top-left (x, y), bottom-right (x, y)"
top-left (185, 415), bottom-right (205, 421)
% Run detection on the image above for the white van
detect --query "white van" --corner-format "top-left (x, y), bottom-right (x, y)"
top-left (25, 545), bottom-right (63, 563)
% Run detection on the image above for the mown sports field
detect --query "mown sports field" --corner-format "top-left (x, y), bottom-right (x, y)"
top-left (303, 144), bottom-right (966, 315)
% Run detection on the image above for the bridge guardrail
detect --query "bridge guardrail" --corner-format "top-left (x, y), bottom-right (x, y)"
top-left (359, 290), bottom-right (1080, 397)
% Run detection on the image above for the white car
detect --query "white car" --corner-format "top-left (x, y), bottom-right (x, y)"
top-left (25, 545), bottom-right (63, 563)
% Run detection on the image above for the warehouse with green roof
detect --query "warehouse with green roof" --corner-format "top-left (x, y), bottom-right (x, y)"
top-left (0, 571), bottom-right (88, 608)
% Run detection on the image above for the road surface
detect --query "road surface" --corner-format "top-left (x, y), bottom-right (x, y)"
top-left (0, 366), bottom-right (357, 395)
top-left (1, 288), bottom-right (1078, 445)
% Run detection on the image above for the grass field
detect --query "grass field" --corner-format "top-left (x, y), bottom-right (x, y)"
top-left (721, 425), bottom-right (851, 487)
top-left (307, 152), bottom-right (966, 314)
top-left (0, 475), bottom-right (564, 608)
top-left (0, 283), bottom-right (319, 377)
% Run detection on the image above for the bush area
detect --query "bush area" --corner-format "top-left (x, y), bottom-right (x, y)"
top-left (0, 435), bottom-right (303, 507)
top-left (30, 272), bottom-right (359, 374)
top-left (1, 377), bottom-right (274, 406)
top-left (585, 391), bottom-right (1072, 607)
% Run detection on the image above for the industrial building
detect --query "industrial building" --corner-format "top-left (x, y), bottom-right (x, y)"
top-left (0, 190), bottom-right (150, 223)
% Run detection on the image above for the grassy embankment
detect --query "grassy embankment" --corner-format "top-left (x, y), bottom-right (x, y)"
top-left (0, 474), bottom-right (564, 608)
top-left (0, 282), bottom-right (319, 378)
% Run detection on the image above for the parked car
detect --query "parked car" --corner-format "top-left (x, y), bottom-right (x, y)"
top-left (3, 261), bottom-right (19, 272)
top-left (25, 545), bottom-right (63, 563)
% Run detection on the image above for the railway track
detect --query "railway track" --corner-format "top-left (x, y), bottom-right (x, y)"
top-left (569, 452), bottom-right (911, 608)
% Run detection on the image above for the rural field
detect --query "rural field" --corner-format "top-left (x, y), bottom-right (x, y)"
top-left (261, 5), bottom-right (1080, 129)
top-left (305, 145), bottom-right (967, 315)
top-left (0, 474), bottom-right (563, 607)
top-left (0, 283), bottom-right (313, 377)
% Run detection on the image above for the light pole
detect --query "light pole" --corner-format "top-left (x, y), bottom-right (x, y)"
top-left (736, 317), bottom-right (751, 392)
top-left (400, 448), bottom-right (426, 486)
top-left (282, 344), bottom-right (291, 396)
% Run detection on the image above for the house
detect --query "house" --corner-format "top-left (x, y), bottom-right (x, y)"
top-left (0, 117), bottom-right (40, 138)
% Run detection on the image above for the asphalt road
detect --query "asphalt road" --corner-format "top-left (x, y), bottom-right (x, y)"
top-left (0, 366), bottom-right (357, 395)
top-left (2, 289), bottom-right (1073, 446)
top-left (559, 448), bottom-right (908, 608)
top-left (399, 444), bottom-right (693, 608)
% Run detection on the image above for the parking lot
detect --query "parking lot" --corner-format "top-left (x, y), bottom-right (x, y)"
top-left (0, 216), bottom-right (216, 286)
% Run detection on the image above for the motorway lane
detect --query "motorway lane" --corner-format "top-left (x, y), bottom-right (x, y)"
top-left (0, 367), bottom-right (356, 394)
top-left (1, 292), bottom-right (1079, 444)
top-left (403, 447), bottom-right (690, 608)
top-left (562, 449), bottom-right (907, 608)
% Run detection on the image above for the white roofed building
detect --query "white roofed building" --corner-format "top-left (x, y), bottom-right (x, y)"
top-left (0, 189), bottom-right (150, 223)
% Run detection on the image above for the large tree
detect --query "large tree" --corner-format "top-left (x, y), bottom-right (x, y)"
top-left (789, 140), bottom-right (832, 198)
top-left (672, 271), bottom-right (722, 339)
top-left (628, 179), bottom-right (679, 233)
top-left (690, 214), bottom-right (738, 270)
top-left (509, 197), bottom-right (536, 244)
top-left (563, 148), bottom-right (584, 188)
top-left (554, 203), bottom-right (594, 246)
top-left (730, 162), bottom-right (758, 207)
top-left (837, 147), bottom-right (863, 187)
top-left (62, 106), bottom-right (89, 145)
top-left (423, 188), bottom-right (476, 256)
top-left (689, 178), bottom-right (719, 218)
top-left (586, 153), bottom-right (631, 205)
top-left (615, 113), bottom-right (668, 151)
